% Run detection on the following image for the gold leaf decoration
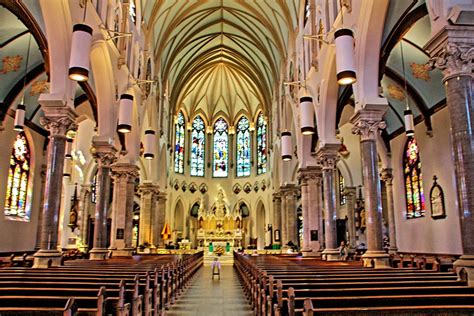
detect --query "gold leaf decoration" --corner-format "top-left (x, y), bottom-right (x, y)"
top-left (387, 84), bottom-right (405, 101)
top-left (30, 79), bottom-right (49, 95)
top-left (0, 55), bottom-right (23, 74)
top-left (410, 62), bottom-right (431, 81)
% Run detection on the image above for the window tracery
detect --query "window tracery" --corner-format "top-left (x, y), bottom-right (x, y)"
top-left (174, 111), bottom-right (185, 174)
top-left (236, 116), bottom-right (251, 177)
top-left (213, 117), bottom-right (228, 177)
top-left (191, 115), bottom-right (205, 177)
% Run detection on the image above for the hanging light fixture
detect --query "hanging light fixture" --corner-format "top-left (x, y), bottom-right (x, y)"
top-left (300, 94), bottom-right (315, 135)
top-left (68, 2), bottom-right (93, 82)
top-left (65, 138), bottom-right (73, 159)
top-left (335, 28), bottom-right (357, 85)
top-left (400, 41), bottom-right (415, 137)
top-left (118, 93), bottom-right (133, 133)
top-left (14, 34), bottom-right (33, 132)
top-left (281, 131), bottom-right (292, 161)
top-left (143, 129), bottom-right (155, 159)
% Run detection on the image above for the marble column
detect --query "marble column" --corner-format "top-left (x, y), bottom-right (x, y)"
top-left (110, 163), bottom-right (139, 257)
top-left (285, 187), bottom-right (298, 247)
top-left (272, 193), bottom-right (282, 246)
top-left (317, 144), bottom-right (340, 261)
top-left (380, 169), bottom-right (398, 254)
top-left (298, 166), bottom-right (323, 256)
top-left (280, 190), bottom-right (288, 247)
top-left (426, 26), bottom-right (474, 285)
top-left (351, 107), bottom-right (390, 268)
top-left (35, 165), bottom-right (48, 250)
top-left (33, 106), bottom-right (78, 268)
top-left (155, 193), bottom-right (167, 248)
top-left (89, 140), bottom-right (117, 260)
top-left (138, 182), bottom-right (159, 248)
top-left (78, 184), bottom-right (92, 253)
top-left (343, 187), bottom-right (357, 250)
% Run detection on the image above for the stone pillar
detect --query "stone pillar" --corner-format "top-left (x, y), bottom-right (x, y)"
top-left (317, 144), bottom-right (340, 261)
top-left (351, 107), bottom-right (390, 268)
top-left (285, 187), bottom-right (298, 247)
top-left (78, 184), bottom-right (91, 253)
top-left (35, 165), bottom-right (48, 250)
top-left (298, 167), bottom-right (323, 256)
top-left (155, 193), bottom-right (167, 248)
top-left (280, 190), bottom-right (288, 247)
top-left (33, 106), bottom-right (77, 268)
top-left (138, 182), bottom-right (159, 248)
top-left (426, 26), bottom-right (474, 285)
top-left (110, 163), bottom-right (139, 257)
top-left (89, 140), bottom-right (117, 260)
top-left (272, 193), bottom-right (282, 246)
top-left (343, 187), bottom-right (357, 250)
top-left (380, 168), bottom-right (398, 254)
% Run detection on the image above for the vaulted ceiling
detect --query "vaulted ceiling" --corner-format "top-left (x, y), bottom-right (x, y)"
top-left (143, 0), bottom-right (298, 124)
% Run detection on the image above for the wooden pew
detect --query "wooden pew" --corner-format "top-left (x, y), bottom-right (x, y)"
top-left (0, 297), bottom-right (76, 316)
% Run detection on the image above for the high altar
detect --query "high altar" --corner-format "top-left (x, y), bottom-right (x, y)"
top-left (197, 189), bottom-right (242, 249)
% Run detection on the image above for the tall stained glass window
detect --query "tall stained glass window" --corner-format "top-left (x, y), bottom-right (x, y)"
top-left (191, 115), bottom-right (205, 177)
top-left (338, 171), bottom-right (346, 206)
top-left (174, 111), bottom-right (185, 174)
top-left (213, 117), bottom-right (228, 177)
top-left (236, 116), bottom-right (251, 177)
top-left (256, 113), bottom-right (267, 174)
top-left (4, 132), bottom-right (31, 221)
top-left (404, 136), bottom-right (426, 219)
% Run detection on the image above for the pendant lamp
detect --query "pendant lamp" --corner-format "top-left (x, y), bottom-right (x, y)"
top-left (404, 109), bottom-right (415, 137)
top-left (281, 131), bottom-right (292, 161)
top-left (14, 104), bottom-right (26, 132)
top-left (118, 94), bottom-right (133, 133)
top-left (334, 28), bottom-right (357, 85)
top-left (144, 129), bottom-right (155, 159)
top-left (300, 95), bottom-right (315, 135)
top-left (68, 24), bottom-right (93, 82)
top-left (65, 138), bottom-right (73, 159)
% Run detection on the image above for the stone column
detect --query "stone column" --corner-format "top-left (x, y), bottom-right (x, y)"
top-left (298, 166), bottom-right (323, 256)
top-left (272, 193), bottom-right (282, 246)
top-left (280, 190), bottom-right (288, 247)
top-left (78, 184), bottom-right (91, 253)
top-left (89, 140), bottom-right (117, 260)
top-left (110, 163), bottom-right (139, 257)
top-left (155, 193), bottom-right (167, 248)
top-left (285, 187), bottom-right (298, 247)
top-left (317, 145), bottom-right (340, 261)
top-left (35, 165), bottom-right (48, 250)
top-left (351, 107), bottom-right (390, 268)
top-left (343, 187), bottom-right (357, 250)
top-left (380, 169), bottom-right (398, 254)
top-left (33, 106), bottom-right (77, 268)
top-left (426, 26), bottom-right (474, 285)
top-left (138, 182), bottom-right (159, 248)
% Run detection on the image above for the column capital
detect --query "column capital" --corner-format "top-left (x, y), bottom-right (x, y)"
top-left (91, 139), bottom-right (117, 168)
top-left (111, 163), bottom-right (139, 182)
top-left (280, 183), bottom-right (299, 197)
top-left (380, 168), bottom-right (393, 185)
top-left (39, 112), bottom-right (78, 136)
top-left (350, 108), bottom-right (387, 141)
top-left (316, 144), bottom-right (340, 170)
top-left (425, 25), bottom-right (474, 78)
top-left (138, 182), bottom-right (160, 196)
top-left (298, 166), bottom-right (323, 185)
top-left (272, 192), bottom-right (282, 202)
top-left (342, 186), bottom-right (357, 197)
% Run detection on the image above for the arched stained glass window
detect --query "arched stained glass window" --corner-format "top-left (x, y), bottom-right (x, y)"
top-left (236, 116), bottom-right (251, 177)
top-left (404, 136), bottom-right (426, 219)
top-left (174, 111), bottom-right (185, 174)
top-left (256, 113), bottom-right (267, 174)
top-left (191, 115), bottom-right (205, 177)
top-left (4, 132), bottom-right (31, 221)
top-left (213, 117), bottom-right (228, 177)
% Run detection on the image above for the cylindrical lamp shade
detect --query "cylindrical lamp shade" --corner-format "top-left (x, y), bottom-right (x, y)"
top-left (69, 24), bottom-right (93, 82)
top-left (14, 103), bottom-right (26, 132)
top-left (63, 160), bottom-right (72, 178)
top-left (118, 94), bottom-right (133, 133)
top-left (335, 28), bottom-right (357, 85)
top-left (144, 129), bottom-right (155, 159)
top-left (300, 96), bottom-right (315, 135)
top-left (65, 138), bottom-right (73, 159)
top-left (281, 131), bottom-right (292, 161)
top-left (404, 109), bottom-right (415, 136)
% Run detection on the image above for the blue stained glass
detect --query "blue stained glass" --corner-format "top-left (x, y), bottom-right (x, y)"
top-left (191, 116), bottom-right (206, 177)
top-left (256, 113), bottom-right (267, 174)
top-left (213, 118), bottom-right (228, 177)
top-left (174, 112), bottom-right (185, 174)
top-left (236, 116), bottom-right (251, 177)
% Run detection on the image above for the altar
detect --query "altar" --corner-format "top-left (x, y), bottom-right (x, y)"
top-left (197, 189), bottom-right (242, 249)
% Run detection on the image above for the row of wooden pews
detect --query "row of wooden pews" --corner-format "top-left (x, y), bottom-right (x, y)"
top-left (0, 251), bottom-right (203, 315)
top-left (234, 252), bottom-right (474, 315)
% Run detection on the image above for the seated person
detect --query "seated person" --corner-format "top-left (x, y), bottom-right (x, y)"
top-left (338, 241), bottom-right (349, 261)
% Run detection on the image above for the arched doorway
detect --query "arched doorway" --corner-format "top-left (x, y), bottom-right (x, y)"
top-left (256, 202), bottom-right (266, 250)
top-left (174, 200), bottom-right (185, 244)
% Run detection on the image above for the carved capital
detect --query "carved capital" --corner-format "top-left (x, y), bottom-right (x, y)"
top-left (272, 193), bottom-right (282, 203)
top-left (91, 138), bottom-right (117, 168)
top-left (111, 163), bottom-right (139, 182)
top-left (380, 168), bottom-right (393, 185)
top-left (342, 186), bottom-right (357, 197)
top-left (93, 151), bottom-right (117, 167)
top-left (429, 42), bottom-right (474, 78)
top-left (138, 183), bottom-right (160, 197)
top-left (298, 166), bottom-right (323, 186)
top-left (40, 116), bottom-right (77, 136)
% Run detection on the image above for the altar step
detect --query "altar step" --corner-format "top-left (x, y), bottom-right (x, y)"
top-left (203, 252), bottom-right (234, 266)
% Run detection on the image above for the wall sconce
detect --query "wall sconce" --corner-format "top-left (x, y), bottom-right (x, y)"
top-left (143, 129), bottom-right (155, 159)
top-left (300, 95), bottom-right (315, 135)
top-left (281, 131), bottom-right (292, 161)
top-left (118, 94), bottom-right (133, 133)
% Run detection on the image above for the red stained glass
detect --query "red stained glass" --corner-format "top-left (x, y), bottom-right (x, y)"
top-left (403, 136), bottom-right (425, 219)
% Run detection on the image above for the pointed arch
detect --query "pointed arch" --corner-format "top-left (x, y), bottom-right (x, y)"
top-left (403, 136), bottom-right (426, 219)
top-left (212, 117), bottom-right (229, 177)
top-left (236, 115), bottom-right (251, 177)
top-left (174, 110), bottom-right (185, 174)
top-left (190, 115), bottom-right (206, 176)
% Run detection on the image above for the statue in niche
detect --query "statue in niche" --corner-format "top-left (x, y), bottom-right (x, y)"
top-left (430, 176), bottom-right (446, 219)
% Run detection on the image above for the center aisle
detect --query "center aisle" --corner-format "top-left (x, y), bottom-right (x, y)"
top-left (166, 265), bottom-right (254, 315)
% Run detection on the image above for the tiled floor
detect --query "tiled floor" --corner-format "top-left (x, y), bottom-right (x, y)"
top-left (166, 265), bottom-right (254, 316)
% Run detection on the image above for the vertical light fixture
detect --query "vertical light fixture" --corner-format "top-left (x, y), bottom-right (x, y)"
top-left (334, 3), bottom-right (357, 85)
top-left (68, 2), bottom-right (93, 82)
top-left (300, 95), bottom-right (315, 135)
top-left (118, 93), bottom-right (133, 133)
top-left (144, 129), bottom-right (155, 159)
top-left (400, 41), bottom-right (415, 137)
top-left (14, 34), bottom-right (33, 132)
top-left (65, 138), bottom-right (73, 159)
top-left (281, 131), bottom-right (292, 161)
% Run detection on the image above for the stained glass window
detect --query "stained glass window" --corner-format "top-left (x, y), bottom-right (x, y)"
top-left (174, 111), bottom-right (185, 174)
top-left (404, 136), bottom-right (426, 219)
top-left (4, 132), bottom-right (31, 221)
top-left (256, 113), bottom-right (267, 174)
top-left (338, 171), bottom-right (346, 206)
top-left (213, 117), bottom-right (228, 177)
top-left (236, 116), bottom-right (251, 177)
top-left (90, 171), bottom-right (98, 204)
top-left (191, 115), bottom-right (205, 177)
